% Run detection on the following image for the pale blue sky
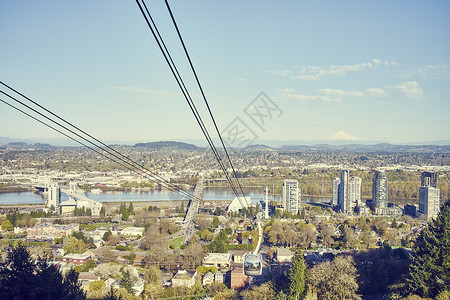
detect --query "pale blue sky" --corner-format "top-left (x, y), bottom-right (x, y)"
top-left (1, 1), bottom-right (449, 144)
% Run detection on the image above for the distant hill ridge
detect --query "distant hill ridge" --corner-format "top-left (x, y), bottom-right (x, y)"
top-left (0, 137), bottom-right (449, 153)
top-left (133, 141), bottom-right (202, 150)
top-left (279, 143), bottom-right (450, 153)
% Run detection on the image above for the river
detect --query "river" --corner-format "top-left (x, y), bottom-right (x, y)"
top-left (0, 189), bottom-right (332, 205)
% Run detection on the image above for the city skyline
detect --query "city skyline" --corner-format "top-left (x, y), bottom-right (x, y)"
top-left (1, 1), bottom-right (449, 144)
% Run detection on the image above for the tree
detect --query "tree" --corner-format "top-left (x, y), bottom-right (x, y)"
top-left (406, 200), bottom-right (450, 298)
top-left (319, 223), bottom-right (335, 248)
top-left (143, 283), bottom-right (165, 299)
top-left (64, 269), bottom-right (86, 300)
top-left (0, 243), bottom-right (86, 300)
top-left (121, 269), bottom-right (135, 295)
top-left (1, 219), bottom-right (13, 231)
top-left (308, 256), bottom-right (360, 300)
top-left (89, 280), bottom-right (105, 292)
top-left (93, 263), bottom-right (121, 281)
top-left (103, 287), bottom-right (122, 300)
top-left (241, 282), bottom-right (276, 300)
top-left (214, 288), bottom-right (238, 300)
top-left (145, 265), bottom-right (162, 284)
top-left (102, 230), bottom-right (112, 242)
top-left (289, 249), bottom-right (306, 300)
top-left (213, 217), bottom-right (220, 228)
top-left (128, 203), bottom-right (134, 214)
top-left (342, 225), bottom-right (358, 249)
top-left (100, 206), bottom-right (106, 217)
top-left (64, 236), bottom-right (86, 254)
top-left (121, 210), bottom-right (130, 221)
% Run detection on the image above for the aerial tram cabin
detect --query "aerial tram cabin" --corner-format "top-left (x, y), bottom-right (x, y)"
top-left (244, 253), bottom-right (262, 276)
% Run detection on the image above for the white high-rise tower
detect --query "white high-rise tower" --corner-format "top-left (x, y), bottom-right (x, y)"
top-left (282, 179), bottom-right (301, 215)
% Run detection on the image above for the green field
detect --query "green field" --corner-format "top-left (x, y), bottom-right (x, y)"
top-left (168, 235), bottom-right (185, 250)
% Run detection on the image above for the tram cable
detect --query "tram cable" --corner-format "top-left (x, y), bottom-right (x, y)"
top-left (0, 82), bottom-right (198, 201)
top-left (136, 0), bottom-right (242, 203)
top-left (163, 0), bottom-right (248, 208)
top-left (136, 0), bottom-right (248, 208)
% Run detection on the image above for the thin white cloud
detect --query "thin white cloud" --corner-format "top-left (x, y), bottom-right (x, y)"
top-left (392, 81), bottom-right (423, 99)
top-left (268, 69), bottom-right (292, 77)
top-left (280, 92), bottom-right (338, 103)
top-left (238, 78), bottom-right (248, 82)
top-left (270, 59), bottom-right (393, 81)
top-left (394, 64), bottom-right (450, 79)
top-left (277, 88), bottom-right (295, 93)
top-left (318, 88), bottom-right (364, 97)
top-left (367, 88), bottom-right (387, 97)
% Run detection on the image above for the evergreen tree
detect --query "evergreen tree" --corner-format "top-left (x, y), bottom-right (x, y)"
top-left (120, 269), bottom-right (135, 295)
top-left (289, 249), bottom-right (306, 300)
top-left (213, 217), bottom-right (220, 228)
top-left (128, 203), bottom-right (134, 214)
top-left (119, 203), bottom-right (126, 214)
top-left (104, 287), bottom-right (122, 300)
top-left (63, 269), bottom-right (86, 300)
top-left (121, 210), bottom-right (129, 221)
top-left (406, 200), bottom-right (450, 298)
top-left (0, 243), bottom-right (86, 300)
top-left (0, 243), bottom-right (37, 299)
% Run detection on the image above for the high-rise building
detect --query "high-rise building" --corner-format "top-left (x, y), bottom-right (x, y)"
top-left (332, 177), bottom-right (340, 206)
top-left (373, 170), bottom-right (388, 209)
top-left (419, 186), bottom-right (440, 219)
top-left (282, 179), bottom-right (301, 215)
top-left (349, 176), bottom-right (362, 207)
top-left (421, 172), bottom-right (438, 188)
top-left (47, 183), bottom-right (61, 214)
top-left (338, 170), bottom-right (349, 213)
top-left (419, 171), bottom-right (440, 219)
top-left (337, 170), bottom-right (361, 214)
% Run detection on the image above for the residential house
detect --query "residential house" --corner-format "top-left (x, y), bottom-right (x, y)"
top-left (62, 252), bottom-right (91, 265)
top-left (202, 253), bottom-right (232, 269)
top-left (215, 271), bottom-right (224, 284)
top-left (276, 247), bottom-right (293, 264)
top-left (78, 272), bottom-right (100, 292)
top-left (171, 270), bottom-right (197, 288)
top-left (228, 250), bottom-right (246, 265)
top-left (202, 271), bottom-right (214, 285)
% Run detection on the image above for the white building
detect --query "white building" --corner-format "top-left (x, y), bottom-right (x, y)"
top-left (202, 253), bottom-right (233, 269)
top-left (337, 171), bottom-right (361, 214)
top-left (349, 176), bottom-right (362, 207)
top-left (171, 270), bottom-right (197, 288)
top-left (282, 179), bottom-right (301, 215)
top-left (227, 197), bottom-right (251, 213)
top-left (419, 186), bottom-right (440, 220)
top-left (120, 227), bottom-right (145, 237)
top-left (47, 183), bottom-right (61, 214)
top-left (332, 177), bottom-right (340, 206)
